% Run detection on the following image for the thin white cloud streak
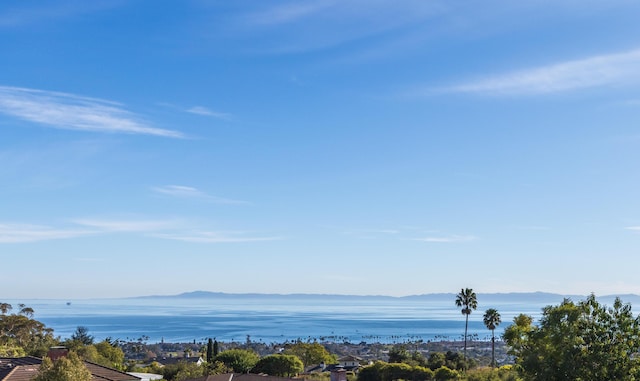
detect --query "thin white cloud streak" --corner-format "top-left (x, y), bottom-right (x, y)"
top-left (152, 185), bottom-right (248, 205)
top-left (1, 218), bottom-right (275, 244)
top-left (441, 49), bottom-right (640, 95)
top-left (625, 226), bottom-right (640, 231)
top-left (412, 235), bottom-right (476, 243)
top-left (0, 223), bottom-right (94, 243)
top-left (153, 231), bottom-right (282, 243)
top-left (72, 218), bottom-right (182, 232)
top-left (246, 1), bottom-right (336, 26)
top-left (343, 228), bottom-right (400, 240)
top-left (235, 0), bottom-right (446, 54)
top-left (0, 86), bottom-right (183, 138)
top-left (152, 185), bottom-right (206, 198)
top-left (345, 229), bottom-right (400, 235)
top-left (186, 106), bottom-right (232, 120)
top-left (344, 227), bottom-right (475, 243)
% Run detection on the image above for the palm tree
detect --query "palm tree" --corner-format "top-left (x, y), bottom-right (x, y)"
top-left (455, 288), bottom-right (478, 363)
top-left (483, 308), bottom-right (502, 367)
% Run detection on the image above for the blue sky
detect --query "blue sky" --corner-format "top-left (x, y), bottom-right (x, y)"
top-left (2, 1), bottom-right (640, 299)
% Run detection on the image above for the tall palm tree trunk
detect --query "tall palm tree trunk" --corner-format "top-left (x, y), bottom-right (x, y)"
top-left (464, 313), bottom-right (469, 360)
top-left (462, 314), bottom-right (469, 371)
top-left (491, 330), bottom-right (495, 367)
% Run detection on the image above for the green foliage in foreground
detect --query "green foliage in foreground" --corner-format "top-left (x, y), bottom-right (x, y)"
top-left (33, 352), bottom-right (92, 381)
top-left (462, 366), bottom-right (521, 381)
top-left (74, 340), bottom-right (126, 370)
top-left (358, 361), bottom-right (519, 381)
top-left (162, 361), bottom-right (206, 381)
top-left (504, 294), bottom-right (640, 381)
top-left (387, 345), bottom-right (474, 371)
top-left (358, 361), bottom-right (434, 381)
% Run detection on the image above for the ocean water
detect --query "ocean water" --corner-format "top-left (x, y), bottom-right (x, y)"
top-left (5, 295), bottom-right (564, 344)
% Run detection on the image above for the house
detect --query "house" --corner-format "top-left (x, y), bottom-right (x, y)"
top-left (154, 356), bottom-right (205, 366)
top-left (304, 354), bottom-right (364, 377)
top-left (0, 356), bottom-right (41, 381)
top-left (337, 355), bottom-right (363, 369)
top-left (83, 361), bottom-right (141, 381)
top-left (0, 351), bottom-right (139, 381)
top-left (127, 372), bottom-right (163, 381)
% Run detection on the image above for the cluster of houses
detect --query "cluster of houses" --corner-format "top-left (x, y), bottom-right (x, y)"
top-left (0, 348), bottom-right (365, 381)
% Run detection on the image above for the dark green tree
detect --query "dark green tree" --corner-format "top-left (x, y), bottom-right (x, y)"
top-left (213, 339), bottom-right (219, 357)
top-left (357, 361), bottom-right (386, 381)
top-left (427, 352), bottom-right (446, 370)
top-left (388, 345), bottom-right (426, 367)
top-left (503, 295), bottom-right (640, 381)
top-left (206, 338), bottom-right (214, 362)
top-left (388, 346), bottom-right (411, 363)
top-left (454, 288), bottom-right (477, 363)
top-left (482, 308), bottom-right (501, 368)
top-left (443, 351), bottom-right (471, 371)
top-left (214, 349), bottom-right (259, 373)
top-left (253, 354), bottom-right (304, 377)
top-left (70, 326), bottom-right (94, 345)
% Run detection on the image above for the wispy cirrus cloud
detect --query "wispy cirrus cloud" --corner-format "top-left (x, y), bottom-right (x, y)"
top-left (342, 226), bottom-right (476, 243)
top-left (0, 223), bottom-right (94, 243)
top-left (233, 0), bottom-right (445, 54)
top-left (75, 217), bottom-right (280, 243)
top-left (0, 86), bottom-right (183, 138)
top-left (71, 217), bottom-right (183, 232)
top-left (186, 106), bottom-right (232, 120)
top-left (152, 231), bottom-right (282, 243)
top-left (440, 48), bottom-right (640, 96)
top-left (245, 1), bottom-right (336, 26)
top-left (152, 185), bottom-right (248, 204)
top-left (1, 217), bottom-right (274, 244)
top-left (343, 228), bottom-right (400, 240)
top-left (412, 235), bottom-right (476, 243)
top-left (625, 226), bottom-right (640, 232)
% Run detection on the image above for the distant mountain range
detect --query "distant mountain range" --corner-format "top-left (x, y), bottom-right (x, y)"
top-left (133, 290), bottom-right (640, 305)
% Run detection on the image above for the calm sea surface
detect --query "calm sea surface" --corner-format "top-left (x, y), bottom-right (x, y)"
top-left (6, 295), bottom-right (615, 344)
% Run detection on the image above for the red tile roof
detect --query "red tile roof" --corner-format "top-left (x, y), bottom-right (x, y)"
top-left (84, 361), bottom-right (140, 381)
top-left (0, 357), bottom-right (139, 381)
